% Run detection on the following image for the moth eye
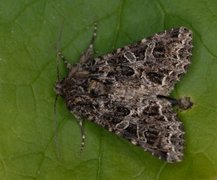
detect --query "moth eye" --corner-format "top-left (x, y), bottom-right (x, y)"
top-left (115, 106), bottom-right (130, 116)
top-left (120, 66), bottom-right (135, 76)
top-left (146, 72), bottom-right (164, 84)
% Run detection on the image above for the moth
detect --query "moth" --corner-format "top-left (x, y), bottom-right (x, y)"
top-left (55, 25), bottom-right (193, 163)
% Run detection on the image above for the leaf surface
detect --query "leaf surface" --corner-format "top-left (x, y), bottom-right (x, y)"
top-left (0, 0), bottom-right (217, 179)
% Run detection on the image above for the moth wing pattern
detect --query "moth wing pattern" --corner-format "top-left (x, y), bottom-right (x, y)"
top-left (95, 27), bottom-right (192, 96)
top-left (115, 97), bottom-right (184, 163)
top-left (56, 26), bottom-right (193, 163)
top-left (141, 27), bottom-right (192, 95)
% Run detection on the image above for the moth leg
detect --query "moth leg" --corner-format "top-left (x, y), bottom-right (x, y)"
top-left (57, 50), bottom-right (72, 70)
top-left (76, 118), bottom-right (86, 153)
top-left (79, 23), bottom-right (97, 64)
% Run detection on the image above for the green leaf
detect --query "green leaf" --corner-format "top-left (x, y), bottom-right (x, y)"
top-left (0, 0), bottom-right (217, 179)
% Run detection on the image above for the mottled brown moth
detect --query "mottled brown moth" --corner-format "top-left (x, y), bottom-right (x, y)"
top-left (55, 24), bottom-right (193, 163)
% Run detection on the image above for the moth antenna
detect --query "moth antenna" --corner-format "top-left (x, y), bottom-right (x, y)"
top-left (76, 23), bottom-right (98, 152)
top-left (56, 22), bottom-right (72, 70)
top-left (53, 94), bottom-right (62, 160)
top-left (78, 119), bottom-right (85, 153)
top-left (90, 22), bottom-right (97, 46)
top-left (55, 19), bottom-right (65, 81)
top-left (79, 22), bottom-right (98, 64)
top-left (90, 22), bottom-right (97, 56)
top-left (53, 20), bottom-right (65, 160)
